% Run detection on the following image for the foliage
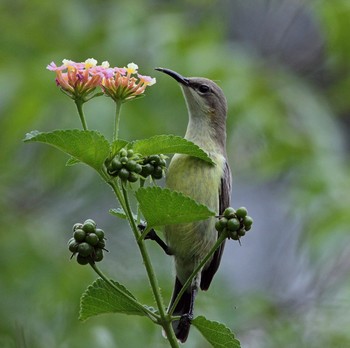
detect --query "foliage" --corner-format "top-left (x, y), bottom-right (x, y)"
top-left (1, 0), bottom-right (350, 347)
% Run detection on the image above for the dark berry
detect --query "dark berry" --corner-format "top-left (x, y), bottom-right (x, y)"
top-left (238, 229), bottom-right (246, 237)
top-left (68, 238), bottom-right (79, 252)
top-left (77, 254), bottom-right (90, 265)
top-left (95, 228), bottom-right (105, 240)
top-left (230, 231), bottom-right (239, 240)
top-left (128, 172), bottom-right (139, 183)
top-left (118, 168), bottom-right (130, 180)
top-left (134, 163), bottom-right (143, 174)
top-left (86, 233), bottom-right (99, 246)
top-left (73, 228), bottom-right (86, 242)
top-left (141, 163), bottom-right (154, 177)
top-left (126, 160), bottom-right (138, 171)
top-left (93, 248), bottom-right (104, 262)
top-left (78, 242), bottom-right (93, 257)
top-left (149, 155), bottom-right (160, 165)
top-left (83, 221), bottom-right (96, 234)
top-left (152, 166), bottom-right (163, 179)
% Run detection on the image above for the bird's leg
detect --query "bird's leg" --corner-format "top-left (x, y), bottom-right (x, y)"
top-left (177, 285), bottom-right (198, 341)
top-left (138, 223), bottom-right (173, 255)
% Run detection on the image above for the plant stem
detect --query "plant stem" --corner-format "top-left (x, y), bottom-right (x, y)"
top-left (168, 233), bottom-right (227, 316)
top-left (75, 99), bottom-right (88, 130)
top-left (113, 100), bottom-right (122, 142)
top-left (121, 184), bottom-right (179, 347)
top-left (89, 262), bottom-right (159, 321)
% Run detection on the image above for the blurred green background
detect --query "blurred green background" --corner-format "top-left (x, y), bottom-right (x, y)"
top-left (1, 0), bottom-right (350, 347)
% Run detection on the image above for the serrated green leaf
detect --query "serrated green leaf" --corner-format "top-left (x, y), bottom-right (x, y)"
top-left (109, 208), bottom-right (138, 221)
top-left (135, 187), bottom-right (215, 227)
top-left (192, 316), bottom-right (241, 348)
top-left (24, 130), bottom-right (110, 172)
top-left (79, 278), bottom-right (145, 321)
top-left (110, 139), bottom-right (129, 155)
top-left (132, 135), bottom-right (215, 165)
top-left (66, 157), bottom-right (80, 166)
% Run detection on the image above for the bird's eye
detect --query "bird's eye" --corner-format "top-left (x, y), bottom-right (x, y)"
top-left (198, 84), bottom-right (210, 94)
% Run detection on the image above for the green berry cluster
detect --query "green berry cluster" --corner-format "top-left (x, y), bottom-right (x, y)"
top-left (68, 219), bottom-right (106, 265)
top-left (106, 149), bottom-right (167, 182)
top-left (139, 155), bottom-right (167, 180)
top-left (106, 148), bottom-right (142, 183)
top-left (215, 207), bottom-right (253, 240)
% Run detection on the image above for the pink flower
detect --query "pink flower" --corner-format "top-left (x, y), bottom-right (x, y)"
top-left (101, 63), bottom-right (156, 102)
top-left (47, 58), bottom-right (103, 102)
top-left (47, 59), bottom-right (156, 103)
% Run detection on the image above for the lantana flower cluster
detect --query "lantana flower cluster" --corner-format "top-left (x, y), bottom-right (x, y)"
top-left (47, 58), bottom-right (156, 103)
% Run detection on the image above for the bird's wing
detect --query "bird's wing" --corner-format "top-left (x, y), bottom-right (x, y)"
top-left (200, 159), bottom-right (232, 290)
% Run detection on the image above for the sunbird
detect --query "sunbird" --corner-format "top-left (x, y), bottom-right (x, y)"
top-left (155, 68), bottom-right (232, 342)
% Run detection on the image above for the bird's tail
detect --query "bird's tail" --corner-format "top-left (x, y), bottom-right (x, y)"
top-left (168, 277), bottom-right (193, 343)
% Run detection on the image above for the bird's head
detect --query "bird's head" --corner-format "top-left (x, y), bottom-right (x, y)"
top-left (155, 68), bottom-right (227, 121)
top-left (155, 67), bottom-right (228, 152)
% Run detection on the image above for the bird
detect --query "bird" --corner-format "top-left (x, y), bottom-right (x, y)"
top-left (155, 68), bottom-right (232, 343)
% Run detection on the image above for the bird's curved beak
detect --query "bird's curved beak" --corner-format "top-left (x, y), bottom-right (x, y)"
top-left (155, 68), bottom-right (189, 86)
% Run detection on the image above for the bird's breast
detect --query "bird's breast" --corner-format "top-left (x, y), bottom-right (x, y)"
top-left (164, 153), bottom-right (225, 280)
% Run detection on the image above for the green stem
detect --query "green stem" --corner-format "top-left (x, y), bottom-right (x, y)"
top-left (75, 99), bottom-right (88, 130)
top-left (168, 233), bottom-right (227, 316)
top-left (89, 261), bottom-right (159, 321)
top-left (121, 184), bottom-right (179, 348)
top-left (113, 100), bottom-right (122, 142)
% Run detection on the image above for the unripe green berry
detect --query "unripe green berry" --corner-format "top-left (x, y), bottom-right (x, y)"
top-left (126, 160), bottom-right (137, 171)
top-left (78, 242), bottom-right (93, 257)
top-left (149, 155), bottom-right (160, 165)
top-left (86, 233), bottom-right (99, 246)
top-left (230, 231), bottom-right (239, 240)
top-left (127, 149), bottom-right (134, 157)
top-left (109, 158), bottom-right (122, 173)
top-left (224, 207), bottom-right (236, 219)
top-left (95, 228), bottom-right (105, 240)
top-left (128, 172), bottom-right (139, 183)
top-left (120, 156), bottom-right (128, 164)
top-left (243, 216), bottom-right (253, 228)
top-left (227, 218), bottom-right (240, 231)
top-left (141, 163), bottom-right (154, 177)
top-left (245, 225), bottom-right (252, 231)
top-left (218, 217), bottom-right (228, 229)
top-left (84, 219), bottom-right (96, 228)
top-left (152, 166), bottom-right (163, 180)
top-left (72, 223), bottom-right (83, 232)
top-left (118, 168), bottom-right (130, 180)
top-left (83, 221), bottom-right (96, 234)
top-left (236, 207), bottom-right (248, 219)
top-left (68, 238), bottom-right (79, 252)
top-left (77, 254), bottom-right (89, 265)
top-left (238, 229), bottom-right (246, 237)
top-left (73, 228), bottom-right (86, 242)
top-left (215, 220), bottom-right (224, 232)
top-left (93, 248), bottom-right (104, 262)
top-left (119, 148), bottom-right (128, 157)
top-left (134, 163), bottom-right (143, 174)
